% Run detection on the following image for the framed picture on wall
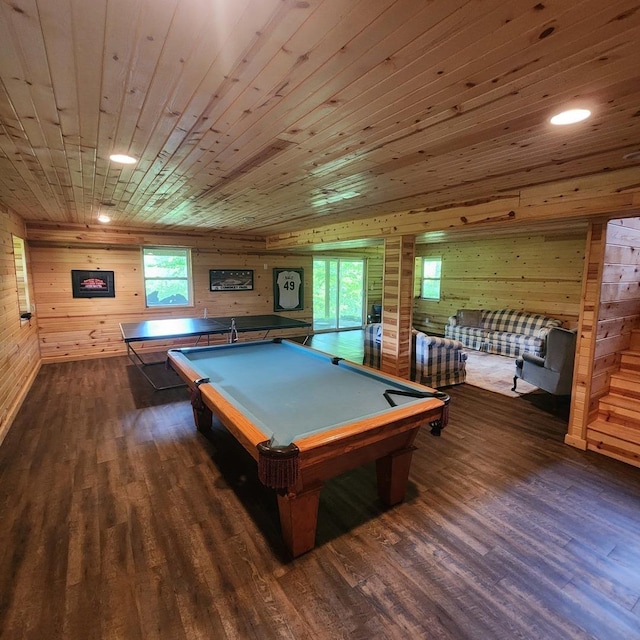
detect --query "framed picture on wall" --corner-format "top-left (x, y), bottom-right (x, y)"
top-left (273, 268), bottom-right (303, 311)
top-left (209, 269), bottom-right (254, 291)
top-left (71, 270), bottom-right (115, 298)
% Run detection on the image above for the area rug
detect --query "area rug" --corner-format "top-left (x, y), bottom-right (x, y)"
top-left (463, 350), bottom-right (538, 398)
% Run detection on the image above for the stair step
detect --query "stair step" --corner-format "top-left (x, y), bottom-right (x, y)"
top-left (587, 419), bottom-right (640, 448)
top-left (620, 350), bottom-right (640, 374)
top-left (609, 370), bottom-right (640, 400)
top-left (610, 369), bottom-right (640, 383)
top-left (629, 329), bottom-right (640, 351)
top-left (592, 333), bottom-right (640, 467)
top-left (598, 393), bottom-right (640, 428)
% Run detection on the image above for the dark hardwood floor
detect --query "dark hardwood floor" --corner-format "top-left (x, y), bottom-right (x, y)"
top-left (1, 336), bottom-right (640, 639)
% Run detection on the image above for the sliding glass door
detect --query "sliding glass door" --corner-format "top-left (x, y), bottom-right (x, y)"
top-left (313, 258), bottom-right (364, 331)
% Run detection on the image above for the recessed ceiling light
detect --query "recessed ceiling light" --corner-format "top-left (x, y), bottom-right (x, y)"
top-left (549, 109), bottom-right (591, 126)
top-left (109, 153), bottom-right (137, 164)
top-left (97, 214), bottom-right (111, 223)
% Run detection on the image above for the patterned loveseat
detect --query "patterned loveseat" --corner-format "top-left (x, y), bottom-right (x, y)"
top-left (364, 323), bottom-right (466, 388)
top-left (445, 309), bottom-right (562, 358)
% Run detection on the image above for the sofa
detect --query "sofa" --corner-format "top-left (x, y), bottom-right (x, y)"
top-left (445, 308), bottom-right (562, 358)
top-left (364, 323), bottom-right (466, 388)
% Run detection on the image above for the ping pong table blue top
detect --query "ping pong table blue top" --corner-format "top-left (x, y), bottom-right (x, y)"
top-left (119, 314), bottom-right (311, 342)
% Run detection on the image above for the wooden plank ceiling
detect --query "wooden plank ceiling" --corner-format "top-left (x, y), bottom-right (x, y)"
top-left (1, 0), bottom-right (639, 242)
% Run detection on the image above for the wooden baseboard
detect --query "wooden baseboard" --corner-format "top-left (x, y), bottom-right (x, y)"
top-left (40, 350), bottom-right (125, 364)
top-left (564, 433), bottom-right (587, 450)
top-left (0, 360), bottom-right (42, 446)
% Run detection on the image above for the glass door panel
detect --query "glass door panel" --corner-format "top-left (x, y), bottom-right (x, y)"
top-left (338, 260), bottom-right (364, 328)
top-left (313, 258), bottom-right (364, 331)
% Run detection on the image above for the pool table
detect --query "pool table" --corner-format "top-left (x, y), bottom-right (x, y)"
top-left (166, 338), bottom-right (449, 557)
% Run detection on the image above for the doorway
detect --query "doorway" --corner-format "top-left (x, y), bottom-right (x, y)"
top-left (313, 258), bottom-right (365, 332)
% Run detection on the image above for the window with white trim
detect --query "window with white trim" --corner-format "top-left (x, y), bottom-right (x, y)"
top-left (142, 247), bottom-right (192, 308)
top-left (418, 257), bottom-right (442, 300)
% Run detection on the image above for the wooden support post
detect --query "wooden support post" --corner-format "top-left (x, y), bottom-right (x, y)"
top-left (380, 235), bottom-right (415, 379)
top-left (565, 221), bottom-right (606, 450)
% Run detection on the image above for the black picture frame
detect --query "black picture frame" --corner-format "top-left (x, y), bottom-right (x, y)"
top-left (273, 268), bottom-right (304, 312)
top-left (71, 270), bottom-right (115, 298)
top-left (209, 269), bottom-right (254, 291)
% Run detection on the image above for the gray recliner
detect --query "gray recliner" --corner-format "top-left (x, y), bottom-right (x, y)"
top-left (512, 327), bottom-right (577, 395)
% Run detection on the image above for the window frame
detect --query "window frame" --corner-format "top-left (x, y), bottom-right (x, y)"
top-left (417, 256), bottom-right (442, 301)
top-left (12, 234), bottom-right (32, 317)
top-left (142, 246), bottom-right (193, 309)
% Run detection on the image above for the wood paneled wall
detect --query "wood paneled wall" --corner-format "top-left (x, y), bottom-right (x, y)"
top-left (413, 232), bottom-right (587, 335)
top-left (29, 239), bottom-right (312, 362)
top-left (567, 218), bottom-right (640, 450)
top-left (0, 206), bottom-right (40, 444)
top-left (592, 219), bottom-right (640, 398)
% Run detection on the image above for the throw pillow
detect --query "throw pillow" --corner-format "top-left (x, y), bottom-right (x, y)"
top-left (457, 309), bottom-right (483, 328)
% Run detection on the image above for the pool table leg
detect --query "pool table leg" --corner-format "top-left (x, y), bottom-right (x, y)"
top-left (376, 445), bottom-right (417, 505)
top-left (277, 485), bottom-right (322, 558)
top-left (192, 403), bottom-right (213, 432)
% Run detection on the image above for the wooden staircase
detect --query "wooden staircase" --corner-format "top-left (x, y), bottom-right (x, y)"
top-left (587, 330), bottom-right (640, 468)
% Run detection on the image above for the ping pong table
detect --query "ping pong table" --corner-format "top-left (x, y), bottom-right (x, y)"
top-left (120, 314), bottom-right (312, 390)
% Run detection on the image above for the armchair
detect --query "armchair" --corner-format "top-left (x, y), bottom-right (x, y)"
top-left (363, 323), bottom-right (466, 388)
top-left (413, 332), bottom-right (467, 388)
top-left (512, 327), bottom-right (577, 395)
top-left (367, 303), bottom-right (382, 324)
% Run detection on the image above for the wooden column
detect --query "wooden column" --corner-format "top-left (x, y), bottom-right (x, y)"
top-left (380, 235), bottom-right (415, 379)
top-left (565, 221), bottom-right (607, 450)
